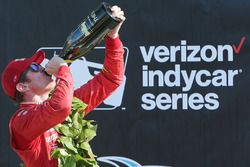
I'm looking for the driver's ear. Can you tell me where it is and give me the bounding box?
[16,82,29,93]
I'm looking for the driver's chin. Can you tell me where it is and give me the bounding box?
[50,81,56,89]
[45,80,56,91]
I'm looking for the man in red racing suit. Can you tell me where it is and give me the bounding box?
[1,5,125,167]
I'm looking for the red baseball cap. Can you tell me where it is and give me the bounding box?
[1,50,45,100]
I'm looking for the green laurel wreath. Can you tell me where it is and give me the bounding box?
[51,97,99,167]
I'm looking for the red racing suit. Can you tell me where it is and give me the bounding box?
[9,37,124,167]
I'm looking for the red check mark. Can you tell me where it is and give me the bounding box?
[233,36,246,54]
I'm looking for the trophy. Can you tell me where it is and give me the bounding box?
[59,2,121,63]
